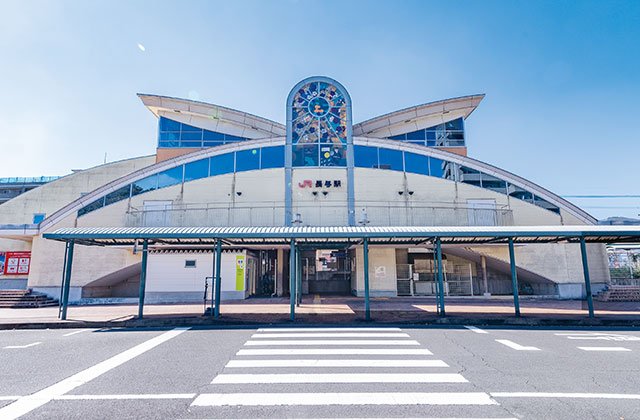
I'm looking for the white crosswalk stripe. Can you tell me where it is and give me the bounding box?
[196,327,505,418]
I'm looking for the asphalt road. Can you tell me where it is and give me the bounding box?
[1,325,639,419]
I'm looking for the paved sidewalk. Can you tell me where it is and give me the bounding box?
[1,296,639,329]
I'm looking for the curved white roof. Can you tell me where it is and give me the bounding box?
[138,94,286,139]
[352,94,485,138]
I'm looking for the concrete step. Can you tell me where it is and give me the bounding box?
[0,289,59,307]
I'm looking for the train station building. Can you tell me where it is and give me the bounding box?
[0,76,612,306]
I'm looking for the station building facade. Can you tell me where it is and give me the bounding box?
[0,77,610,302]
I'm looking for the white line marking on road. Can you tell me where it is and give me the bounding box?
[63,329,93,337]
[192,392,497,406]
[226,359,449,368]
[211,373,467,384]
[0,397,21,401]
[256,328,402,332]
[237,348,433,356]
[577,346,632,352]
[179,418,518,420]
[3,342,41,349]
[495,339,540,351]
[464,326,488,334]
[55,394,196,400]
[0,327,190,420]
[245,340,420,346]
[252,333,410,338]
[554,333,640,341]
[491,392,640,400]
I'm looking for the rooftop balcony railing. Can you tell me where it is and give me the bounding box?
[125,201,514,228]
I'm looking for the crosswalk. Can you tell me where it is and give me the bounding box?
[190,327,517,419]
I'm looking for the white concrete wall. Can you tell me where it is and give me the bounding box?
[0,156,154,225]
[352,247,397,297]
[146,251,248,301]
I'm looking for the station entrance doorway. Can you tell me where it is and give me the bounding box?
[300,248,352,295]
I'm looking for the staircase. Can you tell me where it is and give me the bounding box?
[0,289,59,308]
[595,285,640,302]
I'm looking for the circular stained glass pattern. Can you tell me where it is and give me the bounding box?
[308,97,330,117]
[290,80,350,167]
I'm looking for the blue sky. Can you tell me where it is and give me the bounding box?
[1,0,638,218]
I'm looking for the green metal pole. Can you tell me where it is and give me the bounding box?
[508,238,521,317]
[435,238,445,316]
[58,241,69,318]
[289,239,296,321]
[580,237,595,318]
[214,239,222,319]
[363,237,371,321]
[137,239,149,319]
[60,240,75,320]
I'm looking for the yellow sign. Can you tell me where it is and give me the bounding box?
[235,255,245,291]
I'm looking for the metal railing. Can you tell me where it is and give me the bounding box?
[125,201,513,228]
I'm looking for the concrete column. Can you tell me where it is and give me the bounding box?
[481,255,490,296]
[276,248,284,296]
[289,239,296,321]
[137,239,149,319]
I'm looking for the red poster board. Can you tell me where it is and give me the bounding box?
[4,251,31,275]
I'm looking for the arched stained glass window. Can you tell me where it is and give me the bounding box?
[289,80,350,167]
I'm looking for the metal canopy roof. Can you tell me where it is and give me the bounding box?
[43,225,640,247]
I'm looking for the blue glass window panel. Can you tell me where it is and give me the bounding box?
[404,152,429,175]
[132,175,157,196]
[184,159,209,182]
[354,145,378,168]
[448,132,464,140]
[426,131,436,140]
[158,141,179,148]
[203,141,224,147]
[293,144,318,167]
[105,185,131,206]
[481,178,507,193]
[260,146,285,169]
[159,117,181,132]
[210,153,235,175]
[319,143,346,166]
[203,130,224,141]
[378,148,403,171]
[445,118,464,130]
[236,148,260,172]
[429,157,444,177]
[426,123,444,131]
[406,129,426,140]
[388,134,406,140]
[157,166,183,189]
[225,134,245,143]
[180,122,202,132]
[180,131,202,141]
[510,190,533,201]
[159,132,180,141]
[426,140,436,147]
[179,141,202,148]
[78,198,104,217]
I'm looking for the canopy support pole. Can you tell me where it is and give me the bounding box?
[214,239,222,318]
[435,237,445,316]
[296,246,302,307]
[289,239,296,321]
[363,237,371,321]
[580,237,595,318]
[137,239,149,319]
[60,240,75,320]
[508,238,521,317]
[58,241,69,318]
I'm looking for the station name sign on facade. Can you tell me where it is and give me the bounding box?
[298,179,343,188]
